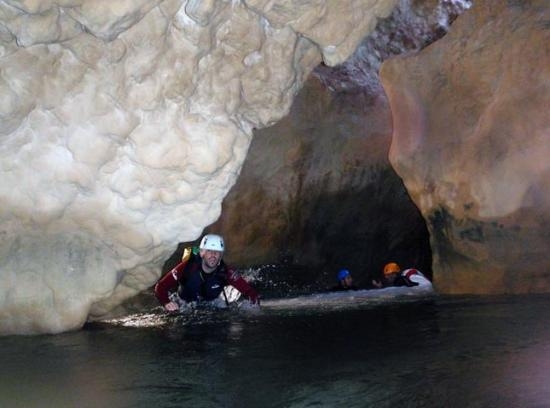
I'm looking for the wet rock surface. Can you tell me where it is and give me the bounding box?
[381,0,550,293]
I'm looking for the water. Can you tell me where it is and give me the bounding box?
[1,293,550,408]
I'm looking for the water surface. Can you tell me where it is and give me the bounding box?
[1,293,550,407]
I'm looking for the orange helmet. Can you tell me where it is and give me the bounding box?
[383,262,401,276]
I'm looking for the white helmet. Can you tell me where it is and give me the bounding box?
[199,234,225,252]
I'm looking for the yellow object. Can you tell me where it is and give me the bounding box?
[181,247,192,262]
[383,262,401,275]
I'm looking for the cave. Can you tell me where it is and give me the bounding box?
[1,0,549,336]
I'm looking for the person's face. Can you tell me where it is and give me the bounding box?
[201,249,223,270]
[342,275,353,287]
[384,272,398,284]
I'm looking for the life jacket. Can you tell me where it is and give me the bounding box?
[176,250,228,302]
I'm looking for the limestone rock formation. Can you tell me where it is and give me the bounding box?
[381,0,550,293]
[0,0,398,334]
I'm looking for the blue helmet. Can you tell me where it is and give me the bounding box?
[337,269,351,281]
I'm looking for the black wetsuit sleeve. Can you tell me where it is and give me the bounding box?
[394,276,419,287]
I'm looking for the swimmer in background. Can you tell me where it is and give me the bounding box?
[372,262,427,288]
[329,269,359,291]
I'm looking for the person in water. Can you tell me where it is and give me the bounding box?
[372,262,423,288]
[154,233,260,312]
[330,269,359,291]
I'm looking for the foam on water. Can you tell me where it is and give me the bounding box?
[262,284,434,310]
[101,283,434,328]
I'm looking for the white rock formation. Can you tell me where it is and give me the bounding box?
[0,0,397,334]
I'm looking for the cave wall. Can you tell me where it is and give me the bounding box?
[210,79,432,291]
[2,0,545,335]
[208,0,473,291]
[213,77,431,287]
[380,0,550,293]
[0,0,400,334]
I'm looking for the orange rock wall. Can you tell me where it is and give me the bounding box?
[381,1,550,293]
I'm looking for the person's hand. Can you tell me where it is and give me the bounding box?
[164,301,179,312]
[372,279,382,288]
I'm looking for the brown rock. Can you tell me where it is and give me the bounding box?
[380,0,550,293]
[208,77,432,290]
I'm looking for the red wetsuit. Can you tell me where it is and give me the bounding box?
[154,253,259,305]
